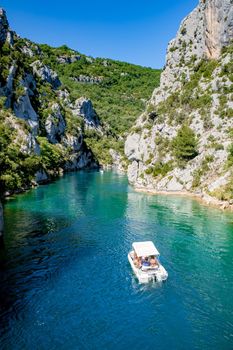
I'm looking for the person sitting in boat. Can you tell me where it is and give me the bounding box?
[150,256,159,267]
[142,256,150,267]
[133,253,141,268]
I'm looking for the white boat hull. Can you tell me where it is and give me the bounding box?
[128,251,168,283]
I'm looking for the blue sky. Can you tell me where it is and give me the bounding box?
[1,0,198,68]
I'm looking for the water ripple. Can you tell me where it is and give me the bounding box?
[0,171,233,349]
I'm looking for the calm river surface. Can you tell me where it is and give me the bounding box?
[0,171,233,350]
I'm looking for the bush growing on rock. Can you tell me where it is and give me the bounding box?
[172,125,198,162]
[145,161,173,178]
[227,143,233,167]
[0,118,41,194]
[38,137,66,172]
[211,177,233,201]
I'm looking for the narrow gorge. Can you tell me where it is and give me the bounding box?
[0,3,233,349]
[0,8,160,235]
[0,0,233,240]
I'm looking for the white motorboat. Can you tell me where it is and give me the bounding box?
[128,241,168,283]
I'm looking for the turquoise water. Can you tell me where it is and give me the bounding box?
[0,171,233,350]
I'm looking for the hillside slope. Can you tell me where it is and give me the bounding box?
[0,8,101,196]
[37,44,161,164]
[38,44,161,136]
[0,8,160,198]
[125,0,233,208]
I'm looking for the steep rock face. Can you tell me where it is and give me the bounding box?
[0,8,10,45]
[5,113,41,155]
[204,0,233,59]
[14,92,39,133]
[64,149,98,171]
[31,60,61,89]
[6,65,17,91]
[0,9,14,47]
[0,8,101,196]
[72,97,100,128]
[45,103,66,143]
[152,0,233,105]
[63,134,83,152]
[125,0,233,206]
[109,149,126,174]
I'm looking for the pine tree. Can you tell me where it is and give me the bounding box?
[172,125,198,161]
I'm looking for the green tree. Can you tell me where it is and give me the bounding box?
[227,143,233,167]
[0,121,41,194]
[172,125,198,162]
[38,137,66,171]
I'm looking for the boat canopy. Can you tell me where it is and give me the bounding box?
[132,241,160,257]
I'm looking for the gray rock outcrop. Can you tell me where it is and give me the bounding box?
[63,134,83,152]
[0,8,14,47]
[57,55,81,64]
[72,97,100,128]
[30,60,61,89]
[45,103,66,143]
[125,0,233,205]
[204,0,233,59]
[0,7,102,203]
[35,170,49,183]
[14,92,39,134]
[109,148,127,174]
[6,65,17,92]
[0,8,9,45]
[125,133,142,162]
[64,150,98,170]
[152,0,233,105]
[71,75,103,84]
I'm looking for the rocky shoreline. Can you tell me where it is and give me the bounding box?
[134,186,233,212]
[1,168,232,240]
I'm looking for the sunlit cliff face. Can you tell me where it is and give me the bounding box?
[204,0,221,58]
[203,0,233,59]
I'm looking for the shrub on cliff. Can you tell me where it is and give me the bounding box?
[38,137,66,172]
[211,177,233,201]
[227,143,233,167]
[0,118,41,194]
[145,161,173,178]
[172,125,198,162]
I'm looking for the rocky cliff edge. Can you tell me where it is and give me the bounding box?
[125,0,233,209]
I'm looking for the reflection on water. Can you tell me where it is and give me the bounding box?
[0,171,233,350]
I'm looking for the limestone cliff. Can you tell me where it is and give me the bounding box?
[0,8,101,195]
[0,8,13,46]
[125,0,233,207]
[152,0,233,105]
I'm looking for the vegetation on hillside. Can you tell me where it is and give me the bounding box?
[34,43,161,164]
[0,35,161,192]
[172,125,198,162]
[0,110,40,195]
[154,55,233,129]
[38,44,161,136]
[0,110,70,196]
